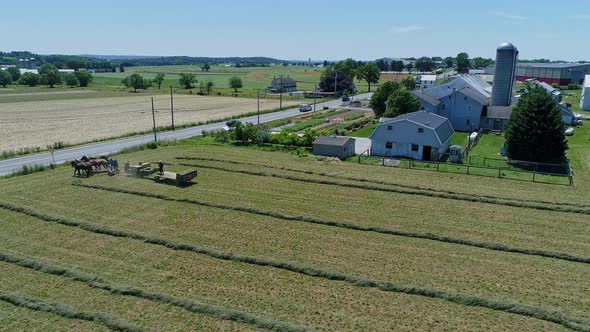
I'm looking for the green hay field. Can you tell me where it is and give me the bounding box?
[1,141,589,331]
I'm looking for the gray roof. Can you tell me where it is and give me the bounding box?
[537,81,561,95]
[559,103,574,117]
[486,106,512,119]
[381,111,454,145]
[271,77,297,86]
[497,42,518,52]
[421,74,492,101]
[313,136,354,147]
[457,88,490,105]
[516,62,590,69]
[411,90,441,106]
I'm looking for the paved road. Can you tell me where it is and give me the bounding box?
[0,93,372,175]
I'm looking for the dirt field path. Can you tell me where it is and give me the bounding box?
[0,94,303,151]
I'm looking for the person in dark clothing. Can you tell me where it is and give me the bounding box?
[158,160,164,175]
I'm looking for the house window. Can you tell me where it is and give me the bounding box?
[386,142,393,149]
[417,128,424,133]
[448,95,452,100]
[442,104,446,110]
[468,105,472,112]
[464,96,467,101]
[387,125,392,130]
[466,118,471,126]
[411,144,419,151]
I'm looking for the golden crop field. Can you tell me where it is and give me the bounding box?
[0,141,589,331]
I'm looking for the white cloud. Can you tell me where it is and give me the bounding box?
[569,14,590,19]
[389,25,426,34]
[493,11,528,21]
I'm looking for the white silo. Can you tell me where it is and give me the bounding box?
[491,42,518,106]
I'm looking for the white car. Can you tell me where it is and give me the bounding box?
[565,127,574,136]
[299,104,312,112]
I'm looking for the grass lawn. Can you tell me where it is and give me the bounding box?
[467,133,505,166]
[1,138,589,330]
[349,124,376,137]
[451,131,469,148]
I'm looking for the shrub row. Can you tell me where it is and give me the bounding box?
[0,291,146,332]
[68,184,590,265]
[1,203,588,332]
[178,161,590,215]
[0,250,307,332]
[176,156,590,209]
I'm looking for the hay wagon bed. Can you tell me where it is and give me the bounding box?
[153,170,197,184]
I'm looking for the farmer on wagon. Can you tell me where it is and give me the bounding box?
[158,160,164,175]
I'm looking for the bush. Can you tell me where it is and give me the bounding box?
[567,82,580,90]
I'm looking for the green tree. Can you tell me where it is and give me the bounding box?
[504,86,568,162]
[375,59,388,71]
[319,71,354,94]
[74,70,93,87]
[400,76,416,90]
[301,128,319,146]
[472,57,492,68]
[18,72,40,86]
[229,76,243,93]
[391,60,404,73]
[64,73,79,87]
[122,73,149,92]
[206,81,215,95]
[119,64,125,73]
[178,73,196,89]
[6,67,21,81]
[444,57,454,69]
[0,70,12,87]
[405,62,413,73]
[414,57,436,72]
[384,87,420,117]
[66,60,85,71]
[201,63,211,72]
[39,64,62,87]
[357,63,380,92]
[153,73,165,89]
[369,81,401,117]
[333,58,359,78]
[456,52,470,73]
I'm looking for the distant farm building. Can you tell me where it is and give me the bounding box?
[270,76,297,93]
[370,111,454,161]
[417,74,437,89]
[581,75,590,111]
[312,136,355,160]
[486,62,590,85]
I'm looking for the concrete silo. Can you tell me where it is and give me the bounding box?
[491,42,518,106]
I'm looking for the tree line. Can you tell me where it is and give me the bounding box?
[0,64,93,88]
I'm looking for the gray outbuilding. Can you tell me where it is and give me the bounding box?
[312,136,355,160]
[370,111,454,161]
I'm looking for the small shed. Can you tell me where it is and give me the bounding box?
[312,136,355,160]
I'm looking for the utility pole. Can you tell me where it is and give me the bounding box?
[279,75,283,110]
[313,84,317,112]
[257,89,260,124]
[334,71,338,96]
[170,86,175,131]
[151,97,157,143]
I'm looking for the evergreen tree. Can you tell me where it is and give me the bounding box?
[504,86,568,162]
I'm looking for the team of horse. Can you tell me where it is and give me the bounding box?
[71,156,111,177]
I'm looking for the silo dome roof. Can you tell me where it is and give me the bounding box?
[497,42,517,51]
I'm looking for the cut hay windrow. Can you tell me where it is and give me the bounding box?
[177,162,590,216]
[2,202,589,331]
[0,252,310,332]
[65,186,590,265]
[177,156,590,209]
[0,291,148,332]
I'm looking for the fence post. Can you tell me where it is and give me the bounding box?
[484,156,486,167]
[498,168,501,178]
[436,163,440,172]
[382,158,385,166]
[532,171,536,182]
[467,165,470,175]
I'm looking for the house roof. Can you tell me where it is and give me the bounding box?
[271,77,297,86]
[458,87,490,105]
[516,62,590,69]
[411,90,441,106]
[419,74,437,81]
[421,74,492,101]
[486,106,512,119]
[377,111,454,145]
[313,136,354,147]
[559,103,575,117]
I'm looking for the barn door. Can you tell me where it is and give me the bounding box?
[422,146,432,161]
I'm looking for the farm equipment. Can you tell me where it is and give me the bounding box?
[153,170,197,185]
[124,162,157,177]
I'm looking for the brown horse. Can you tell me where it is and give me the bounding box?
[87,159,108,171]
[71,160,92,177]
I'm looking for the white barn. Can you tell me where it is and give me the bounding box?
[370,111,454,161]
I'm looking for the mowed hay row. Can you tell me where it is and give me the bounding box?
[2,200,590,324]
[166,144,590,205]
[0,211,577,332]
[0,95,303,151]
[0,299,110,332]
[177,156,590,209]
[177,161,590,214]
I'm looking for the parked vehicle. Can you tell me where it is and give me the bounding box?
[225,120,238,127]
[565,127,574,136]
[299,104,312,112]
[342,96,350,102]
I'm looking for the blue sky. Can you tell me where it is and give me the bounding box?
[4,0,590,61]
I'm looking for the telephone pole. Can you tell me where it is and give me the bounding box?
[334,71,338,96]
[151,97,157,142]
[279,75,283,110]
[257,89,260,124]
[313,84,317,112]
[170,86,175,131]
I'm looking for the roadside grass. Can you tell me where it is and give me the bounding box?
[349,124,376,137]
